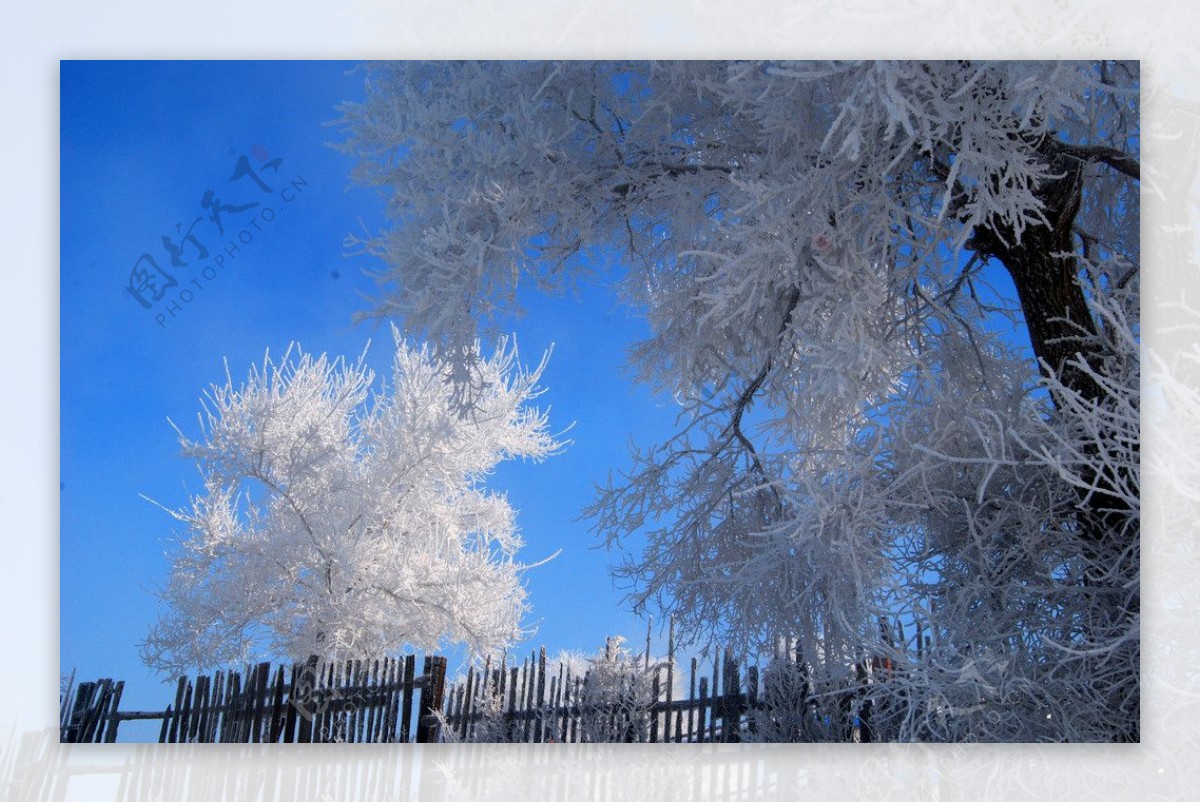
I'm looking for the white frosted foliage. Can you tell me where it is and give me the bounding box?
[339,61,1140,741]
[143,329,562,675]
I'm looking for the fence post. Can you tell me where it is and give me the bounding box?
[63,680,108,743]
[157,705,173,743]
[745,665,759,740]
[101,681,125,743]
[59,668,77,736]
[710,654,720,742]
[416,656,446,743]
[522,654,534,743]
[650,670,660,743]
[506,664,519,742]
[167,676,186,743]
[535,647,547,743]
[688,658,698,743]
[295,657,317,743]
[62,680,83,742]
[399,655,416,742]
[665,618,675,743]
[723,650,741,743]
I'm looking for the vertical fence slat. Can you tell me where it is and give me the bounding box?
[351,659,363,743]
[351,659,366,744]
[476,655,492,742]
[688,657,697,743]
[323,659,339,743]
[59,668,77,737]
[167,677,186,743]
[354,658,367,743]
[705,652,715,744]
[338,658,350,742]
[665,618,675,743]
[253,662,270,743]
[416,656,446,743]
[370,658,387,743]
[674,697,683,743]
[650,669,661,743]
[157,704,173,743]
[295,660,314,744]
[87,680,110,742]
[233,668,250,743]
[340,658,353,743]
[189,675,208,745]
[553,661,566,744]
[267,665,286,743]
[399,655,416,743]
[520,656,533,743]
[320,659,337,743]
[535,647,547,743]
[63,680,88,742]
[746,665,759,739]
[224,668,239,745]
[383,657,400,743]
[363,659,379,743]
[559,668,573,744]
[726,655,737,742]
[217,670,234,743]
[304,661,320,744]
[198,673,214,743]
[80,681,103,742]
[547,675,559,742]
[178,680,195,744]
[378,657,391,743]
[382,656,395,742]
[459,665,475,741]
[103,681,125,743]
[212,670,226,743]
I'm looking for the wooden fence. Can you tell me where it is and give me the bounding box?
[438,620,899,743]
[439,645,766,744]
[61,655,447,744]
[61,629,892,744]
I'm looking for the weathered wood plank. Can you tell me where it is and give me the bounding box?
[167,677,186,743]
[399,655,416,743]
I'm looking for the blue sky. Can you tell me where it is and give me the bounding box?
[60,60,682,736]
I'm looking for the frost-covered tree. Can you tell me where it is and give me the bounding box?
[338,61,1139,741]
[438,637,666,743]
[142,329,561,676]
[573,636,659,743]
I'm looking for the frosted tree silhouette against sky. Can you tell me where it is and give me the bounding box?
[337,61,1140,741]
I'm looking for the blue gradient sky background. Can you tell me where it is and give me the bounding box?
[60,60,682,735]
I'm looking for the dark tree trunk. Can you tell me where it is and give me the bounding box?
[967,141,1139,742]
[965,149,1098,403]
[965,145,1133,543]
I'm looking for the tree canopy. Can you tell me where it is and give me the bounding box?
[143,331,561,676]
[338,61,1140,741]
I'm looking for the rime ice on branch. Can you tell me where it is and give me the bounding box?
[143,329,562,676]
[338,61,1140,741]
